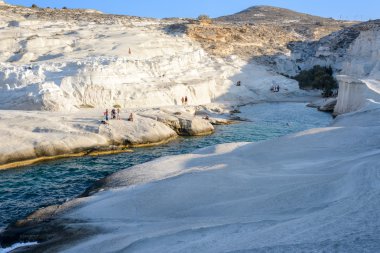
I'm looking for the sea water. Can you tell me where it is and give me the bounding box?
[0,103,332,230]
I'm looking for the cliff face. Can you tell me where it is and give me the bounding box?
[272,20,380,76]
[334,27,380,115]
[0,5,237,111]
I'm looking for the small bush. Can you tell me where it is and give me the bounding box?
[294,65,338,97]
[62,6,67,9]
[80,104,95,109]
[315,21,323,26]
[197,14,212,25]
[31,4,38,8]
[113,104,121,109]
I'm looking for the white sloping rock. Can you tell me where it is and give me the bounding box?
[51,100,380,253]
[0,110,177,166]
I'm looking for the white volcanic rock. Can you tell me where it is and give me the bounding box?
[0,5,315,111]
[334,77,380,115]
[98,115,176,146]
[0,109,177,166]
[334,27,380,115]
[341,29,380,78]
[139,108,214,136]
[33,96,380,253]
[0,105,227,167]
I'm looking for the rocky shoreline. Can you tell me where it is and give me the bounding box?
[0,105,238,171]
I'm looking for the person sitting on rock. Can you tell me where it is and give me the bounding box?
[236,81,241,86]
[128,113,134,122]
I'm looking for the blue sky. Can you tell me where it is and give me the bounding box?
[6,0,379,21]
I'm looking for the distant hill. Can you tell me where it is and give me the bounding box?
[215,5,342,24]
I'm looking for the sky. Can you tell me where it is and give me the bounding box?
[6,0,379,21]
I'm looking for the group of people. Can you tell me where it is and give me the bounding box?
[270,85,280,92]
[102,108,134,124]
[181,96,188,105]
[104,108,121,121]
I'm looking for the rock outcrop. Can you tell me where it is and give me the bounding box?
[317,98,337,112]
[273,20,380,76]
[184,6,355,62]
[140,109,214,136]
[0,107,221,169]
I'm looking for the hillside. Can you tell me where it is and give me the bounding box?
[0,3,314,111]
[216,5,339,24]
[183,6,356,61]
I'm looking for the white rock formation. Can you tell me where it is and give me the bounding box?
[0,107,217,167]
[20,94,380,252]
[317,97,337,112]
[342,29,380,78]
[0,4,311,111]
[334,27,380,115]
[139,108,214,136]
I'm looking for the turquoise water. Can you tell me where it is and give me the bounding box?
[0,103,332,230]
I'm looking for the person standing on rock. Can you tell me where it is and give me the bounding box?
[181,97,184,105]
[129,48,132,54]
[104,109,109,121]
[111,108,116,119]
[185,96,188,105]
[117,108,121,120]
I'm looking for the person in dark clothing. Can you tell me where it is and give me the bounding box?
[111,109,116,119]
[128,113,134,122]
